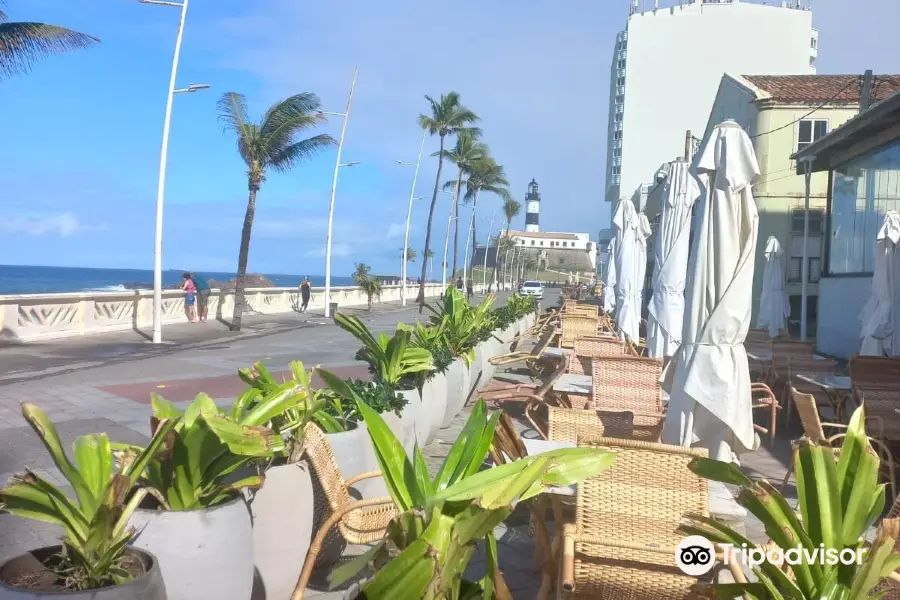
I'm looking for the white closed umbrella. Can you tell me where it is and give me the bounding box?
[757,236,790,338]
[860,211,900,356]
[647,160,700,358]
[603,238,617,313]
[662,120,761,463]
[613,199,651,343]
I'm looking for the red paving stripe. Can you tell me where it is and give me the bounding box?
[97,364,372,404]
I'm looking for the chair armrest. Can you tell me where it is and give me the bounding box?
[344,470,383,489]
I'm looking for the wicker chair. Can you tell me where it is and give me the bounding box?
[591,355,664,414]
[480,326,561,402]
[559,437,712,599]
[770,339,815,388]
[781,388,896,501]
[571,304,600,318]
[751,382,781,442]
[850,355,900,442]
[547,406,665,443]
[559,314,600,349]
[782,356,839,427]
[566,336,626,375]
[293,424,397,599]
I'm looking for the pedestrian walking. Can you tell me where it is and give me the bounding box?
[456,277,463,290]
[192,272,211,322]
[300,276,312,312]
[466,279,473,301]
[182,272,197,323]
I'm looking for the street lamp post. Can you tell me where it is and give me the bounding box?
[323,66,359,319]
[140,0,209,344]
[482,208,497,291]
[440,190,455,289]
[395,130,427,306]
[397,198,423,292]
[462,206,475,285]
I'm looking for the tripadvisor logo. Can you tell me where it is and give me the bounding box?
[675,536,867,576]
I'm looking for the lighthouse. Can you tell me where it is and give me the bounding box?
[525,179,540,233]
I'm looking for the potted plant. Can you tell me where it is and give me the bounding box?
[118,393,281,600]
[0,403,172,599]
[425,288,481,413]
[234,360,345,600]
[404,320,453,443]
[309,372,616,600]
[683,406,900,598]
[334,313,434,448]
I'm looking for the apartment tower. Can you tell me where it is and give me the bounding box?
[605,0,817,219]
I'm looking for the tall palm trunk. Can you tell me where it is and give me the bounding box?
[231,186,258,331]
[417,135,446,309]
[451,166,463,276]
[491,218,511,290]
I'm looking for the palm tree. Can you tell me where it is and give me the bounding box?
[437,129,487,276]
[0,1,99,79]
[218,92,334,330]
[403,247,417,264]
[494,198,521,287]
[461,158,512,281]
[492,234,518,290]
[415,92,480,308]
[424,248,435,279]
[353,262,382,311]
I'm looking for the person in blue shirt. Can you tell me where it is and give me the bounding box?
[192,273,211,322]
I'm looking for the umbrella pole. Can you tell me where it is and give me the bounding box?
[799,156,816,341]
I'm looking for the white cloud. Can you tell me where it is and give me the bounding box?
[0,212,105,237]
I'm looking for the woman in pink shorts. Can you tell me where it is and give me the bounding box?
[182,272,198,322]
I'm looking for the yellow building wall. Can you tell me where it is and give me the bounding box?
[750,104,861,332]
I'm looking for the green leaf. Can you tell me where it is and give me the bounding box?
[327,540,386,590]
[688,457,755,487]
[72,434,113,516]
[359,539,435,599]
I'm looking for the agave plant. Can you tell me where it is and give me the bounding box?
[115,393,281,511]
[334,312,435,387]
[682,406,900,599]
[316,370,615,599]
[0,404,174,590]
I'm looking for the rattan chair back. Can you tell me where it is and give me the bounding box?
[591,355,664,413]
[548,407,664,443]
[790,388,827,444]
[560,314,599,348]
[572,304,600,318]
[567,336,626,375]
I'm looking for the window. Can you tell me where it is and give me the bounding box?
[612,166,621,175]
[615,112,623,123]
[787,258,822,283]
[797,119,828,152]
[540,241,544,246]
[791,209,824,235]
[614,131,622,140]
[829,139,900,274]
[530,240,535,246]
[617,59,626,69]
[810,36,817,50]
[613,148,621,158]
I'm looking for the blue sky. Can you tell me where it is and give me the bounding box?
[1,0,899,277]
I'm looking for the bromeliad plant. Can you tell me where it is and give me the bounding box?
[115,393,281,511]
[506,293,537,318]
[425,287,481,366]
[238,360,354,444]
[0,404,174,591]
[682,406,900,599]
[335,312,435,388]
[316,370,616,600]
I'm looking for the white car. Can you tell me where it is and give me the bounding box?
[520,280,544,300]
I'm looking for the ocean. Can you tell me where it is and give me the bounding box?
[0,265,355,295]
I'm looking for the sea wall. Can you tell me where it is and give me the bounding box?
[0,284,450,343]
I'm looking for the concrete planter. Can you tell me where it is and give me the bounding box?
[442,360,469,425]
[421,371,448,443]
[468,346,484,402]
[129,496,252,600]
[249,462,314,600]
[397,388,428,448]
[479,336,504,383]
[0,547,166,600]
[325,424,386,500]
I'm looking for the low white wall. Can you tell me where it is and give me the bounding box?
[0,284,450,343]
[815,275,872,359]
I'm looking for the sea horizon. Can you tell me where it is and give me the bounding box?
[0,264,358,295]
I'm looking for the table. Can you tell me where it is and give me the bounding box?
[521,438,746,598]
[745,349,828,361]
[543,347,572,358]
[552,373,591,396]
[796,374,853,421]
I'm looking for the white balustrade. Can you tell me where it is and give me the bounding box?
[0,284,450,343]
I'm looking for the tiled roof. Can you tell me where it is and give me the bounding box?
[743,75,900,104]
[505,231,580,240]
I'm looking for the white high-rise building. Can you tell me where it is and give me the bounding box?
[605,0,817,219]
